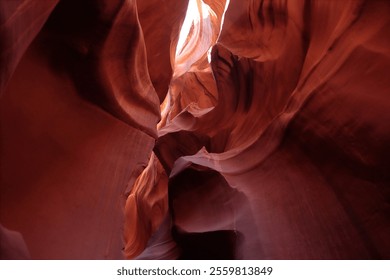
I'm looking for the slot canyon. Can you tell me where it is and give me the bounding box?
[0,0,389,259]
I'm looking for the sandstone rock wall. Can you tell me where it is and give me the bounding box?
[1,0,389,259]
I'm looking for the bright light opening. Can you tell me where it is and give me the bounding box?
[176,0,211,57]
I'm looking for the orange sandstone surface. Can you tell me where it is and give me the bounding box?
[1,0,389,259]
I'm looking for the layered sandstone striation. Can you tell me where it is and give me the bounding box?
[1,0,389,259]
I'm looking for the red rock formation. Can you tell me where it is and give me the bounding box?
[0,0,58,94]
[155,0,390,259]
[1,0,159,259]
[1,0,390,259]
[136,0,189,102]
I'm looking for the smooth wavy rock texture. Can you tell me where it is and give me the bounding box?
[1,0,389,259]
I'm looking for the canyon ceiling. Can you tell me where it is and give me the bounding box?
[0,0,389,259]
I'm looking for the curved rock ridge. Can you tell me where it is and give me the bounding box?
[1,0,389,259]
[1,0,160,259]
[153,0,390,259]
[136,0,189,103]
[0,0,59,94]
